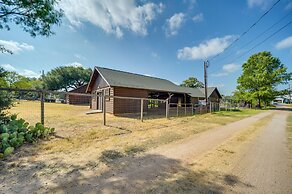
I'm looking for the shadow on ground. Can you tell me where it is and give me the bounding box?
[14,150,253,194]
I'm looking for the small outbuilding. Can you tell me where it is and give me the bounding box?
[67,84,91,105]
[86,66,222,115]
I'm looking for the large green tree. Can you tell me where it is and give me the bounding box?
[236,51,291,107]
[43,66,92,92]
[0,0,63,53]
[0,67,13,116]
[180,77,204,88]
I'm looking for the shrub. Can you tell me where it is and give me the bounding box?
[0,114,55,158]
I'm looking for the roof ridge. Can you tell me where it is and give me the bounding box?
[95,66,176,84]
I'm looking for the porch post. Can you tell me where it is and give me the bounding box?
[103,91,106,126]
[166,99,169,119]
[184,94,187,116]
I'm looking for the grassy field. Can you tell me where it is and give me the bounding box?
[7,101,262,157]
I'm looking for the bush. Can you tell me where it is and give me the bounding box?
[0,114,54,158]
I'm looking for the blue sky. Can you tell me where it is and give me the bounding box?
[0,0,292,95]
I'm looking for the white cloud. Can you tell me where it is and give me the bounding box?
[65,62,83,67]
[192,13,204,23]
[223,63,241,73]
[286,2,292,10]
[177,35,236,60]
[21,70,40,78]
[275,36,292,49]
[165,13,185,36]
[1,64,17,71]
[1,64,40,78]
[0,40,34,54]
[211,63,240,77]
[60,0,164,38]
[247,0,274,8]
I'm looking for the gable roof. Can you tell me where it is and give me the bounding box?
[179,87,205,98]
[69,84,88,93]
[199,87,222,98]
[93,66,185,93]
[87,66,221,98]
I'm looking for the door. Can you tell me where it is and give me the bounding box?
[97,92,103,111]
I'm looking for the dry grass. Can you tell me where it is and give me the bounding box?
[1,101,266,193]
[7,101,262,166]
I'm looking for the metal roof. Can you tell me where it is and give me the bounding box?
[93,66,220,98]
[96,66,186,93]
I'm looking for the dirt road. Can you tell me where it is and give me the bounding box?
[151,111,272,160]
[230,111,291,193]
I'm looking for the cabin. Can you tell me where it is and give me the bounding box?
[86,66,221,115]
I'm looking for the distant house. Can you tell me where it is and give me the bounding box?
[86,66,221,114]
[68,84,91,105]
[273,95,291,104]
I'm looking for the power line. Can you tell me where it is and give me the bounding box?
[230,20,292,63]
[209,19,292,74]
[215,11,292,64]
[209,0,281,61]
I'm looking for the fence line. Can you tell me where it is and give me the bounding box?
[1,87,223,127]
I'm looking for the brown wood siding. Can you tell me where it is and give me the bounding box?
[90,72,113,112]
[191,97,199,104]
[68,85,91,105]
[113,87,148,114]
[106,88,114,114]
[209,90,220,102]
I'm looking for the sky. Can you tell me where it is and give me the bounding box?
[0,0,292,95]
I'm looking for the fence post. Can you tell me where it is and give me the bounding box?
[177,104,179,117]
[210,102,212,113]
[103,94,106,126]
[40,91,45,125]
[191,103,194,115]
[141,99,144,122]
[166,100,169,119]
[185,103,187,116]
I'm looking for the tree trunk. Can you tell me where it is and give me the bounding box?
[258,98,261,109]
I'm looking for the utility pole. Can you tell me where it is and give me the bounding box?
[204,60,209,105]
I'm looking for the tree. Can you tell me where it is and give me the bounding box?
[43,66,92,92]
[180,77,204,88]
[0,0,63,53]
[236,51,291,108]
[0,67,13,116]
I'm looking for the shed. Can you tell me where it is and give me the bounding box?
[86,66,222,114]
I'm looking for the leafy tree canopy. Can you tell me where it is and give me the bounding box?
[43,66,92,92]
[0,0,63,53]
[236,51,291,107]
[0,67,13,113]
[180,77,204,88]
